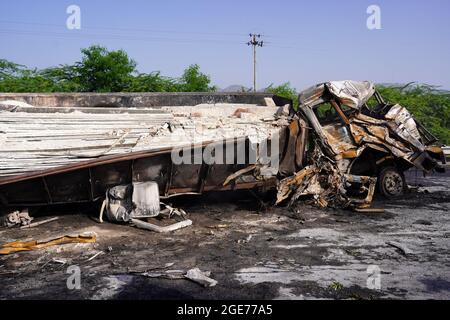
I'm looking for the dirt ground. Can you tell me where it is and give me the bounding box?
[0,169,449,300]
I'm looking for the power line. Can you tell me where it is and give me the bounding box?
[0,28,246,46]
[1,20,311,49]
[0,20,249,38]
[247,33,263,92]
[0,27,326,53]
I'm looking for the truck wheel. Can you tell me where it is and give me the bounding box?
[378,166,406,198]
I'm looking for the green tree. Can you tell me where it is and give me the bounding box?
[266,82,299,109]
[376,84,450,144]
[0,51,217,93]
[73,45,137,92]
[0,59,24,80]
[177,64,216,92]
[40,65,82,92]
[127,72,178,92]
[0,61,57,92]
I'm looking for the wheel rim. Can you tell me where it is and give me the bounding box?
[383,171,404,196]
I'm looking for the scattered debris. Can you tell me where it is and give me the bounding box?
[223,165,257,187]
[128,262,176,274]
[99,182,160,223]
[52,258,67,265]
[99,182,193,232]
[140,270,185,280]
[276,146,377,209]
[207,224,229,229]
[329,281,344,291]
[164,262,176,268]
[86,251,105,262]
[0,209,33,227]
[131,218,192,233]
[413,219,433,226]
[386,241,415,256]
[160,202,188,219]
[185,268,218,287]
[237,235,253,244]
[344,249,360,257]
[19,216,59,229]
[354,208,385,213]
[0,234,96,255]
[134,265,217,287]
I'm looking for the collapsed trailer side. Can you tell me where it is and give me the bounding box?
[0,119,306,207]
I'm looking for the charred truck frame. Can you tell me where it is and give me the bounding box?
[0,81,446,215]
[276,81,445,209]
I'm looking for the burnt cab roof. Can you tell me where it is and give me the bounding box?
[298,80,376,110]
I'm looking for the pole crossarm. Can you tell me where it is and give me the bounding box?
[247,33,264,92]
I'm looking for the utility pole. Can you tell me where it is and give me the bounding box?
[247,34,263,92]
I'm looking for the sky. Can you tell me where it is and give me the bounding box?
[0,0,449,90]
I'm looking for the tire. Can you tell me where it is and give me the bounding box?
[377,166,406,198]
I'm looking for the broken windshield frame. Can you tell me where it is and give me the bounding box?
[362,91,389,116]
[313,100,354,126]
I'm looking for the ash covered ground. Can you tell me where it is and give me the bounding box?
[0,170,449,300]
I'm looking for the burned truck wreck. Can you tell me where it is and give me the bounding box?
[276,81,446,209]
[0,81,446,217]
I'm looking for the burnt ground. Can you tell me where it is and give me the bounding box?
[0,169,449,300]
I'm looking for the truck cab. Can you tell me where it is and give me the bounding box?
[296,81,446,199]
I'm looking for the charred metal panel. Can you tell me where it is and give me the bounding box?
[203,138,253,189]
[45,170,91,203]
[90,161,132,199]
[279,121,300,176]
[205,164,245,189]
[0,178,48,206]
[132,155,171,195]
[169,163,203,193]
